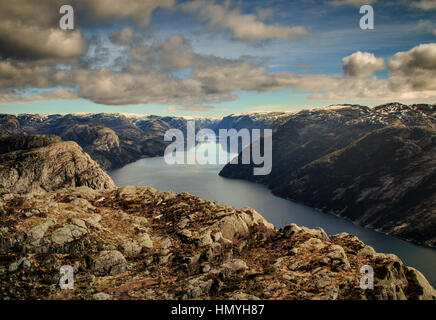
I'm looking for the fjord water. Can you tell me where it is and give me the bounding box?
[109,142,436,287]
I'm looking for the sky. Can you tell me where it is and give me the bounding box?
[0,0,435,117]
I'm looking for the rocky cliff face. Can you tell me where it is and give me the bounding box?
[220,103,436,247]
[0,186,434,300]
[0,136,115,194]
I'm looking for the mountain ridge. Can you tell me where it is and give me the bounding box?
[219,103,436,247]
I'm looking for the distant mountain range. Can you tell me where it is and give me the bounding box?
[220,103,436,247]
[0,112,291,170]
[1,103,435,247]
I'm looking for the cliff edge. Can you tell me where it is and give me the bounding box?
[0,186,434,300]
[0,135,115,194]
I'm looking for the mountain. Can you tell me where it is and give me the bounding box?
[0,115,25,137]
[216,112,292,131]
[0,186,434,300]
[0,135,115,194]
[14,113,167,170]
[220,103,436,247]
[0,112,289,170]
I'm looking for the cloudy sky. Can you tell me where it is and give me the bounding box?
[0,0,435,117]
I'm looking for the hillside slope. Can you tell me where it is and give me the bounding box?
[0,186,435,300]
[220,104,436,247]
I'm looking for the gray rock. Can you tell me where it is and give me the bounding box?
[405,267,436,300]
[26,218,57,244]
[85,215,102,230]
[177,219,189,229]
[302,226,329,241]
[299,238,326,251]
[93,292,112,300]
[71,218,87,229]
[121,240,142,258]
[357,245,376,258]
[177,229,192,240]
[230,292,260,300]
[51,224,87,246]
[316,277,331,289]
[160,237,172,250]
[283,224,302,237]
[8,257,31,272]
[327,245,350,270]
[8,262,19,273]
[201,264,211,273]
[92,250,128,276]
[138,233,153,250]
[221,259,248,276]
[196,231,213,247]
[159,253,173,265]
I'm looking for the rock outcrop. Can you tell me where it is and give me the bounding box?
[0,186,434,300]
[0,135,115,194]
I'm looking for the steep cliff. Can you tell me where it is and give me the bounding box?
[274,126,436,247]
[0,135,115,194]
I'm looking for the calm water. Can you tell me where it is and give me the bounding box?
[109,143,436,287]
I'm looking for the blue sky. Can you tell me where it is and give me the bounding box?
[0,0,435,117]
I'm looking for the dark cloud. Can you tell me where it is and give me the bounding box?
[0,0,87,60]
[342,51,385,77]
[110,28,135,46]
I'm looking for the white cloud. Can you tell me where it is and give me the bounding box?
[388,43,436,91]
[180,0,307,41]
[164,106,181,112]
[130,35,206,70]
[313,44,436,102]
[342,51,385,77]
[2,37,436,111]
[0,89,78,104]
[256,8,274,20]
[413,20,434,31]
[411,0,436,10]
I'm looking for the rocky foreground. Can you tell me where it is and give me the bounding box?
[1,186,435,300]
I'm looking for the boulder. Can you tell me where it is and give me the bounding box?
[221,259,248,276]
[26,218,57,245]
[92,250,128,276]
